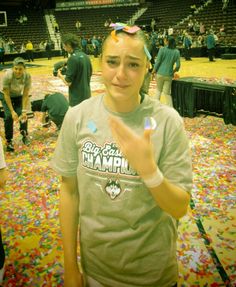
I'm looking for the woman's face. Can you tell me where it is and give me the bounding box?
[13,64,25,79]
[101,33,148,112]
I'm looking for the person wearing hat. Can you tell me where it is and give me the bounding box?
[0,57,31,152]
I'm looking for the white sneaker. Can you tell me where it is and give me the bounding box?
[0,264,5,284]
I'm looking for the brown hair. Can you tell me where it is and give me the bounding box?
[101,28,151,58]
[61,33,80,49]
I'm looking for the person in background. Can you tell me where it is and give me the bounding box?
[75,20,81,31]
[81,37,88,54]
[190,4,197,14]
[197,35,204,47]
[219,24,226,36]
[222,0,229,12]
[0,57,31,152]
[25,40,34,62]
[54,20,59,33]
[104,19,110,28]
[51,23,192,287]
[193,20,200,35]
[20,42,26,54]
[39,40,45,50]
[153,36,180,106]
[22,14,28,23]
[41,92,69,130]
[206,29,216,62]
[188,19,194,32]
[183,31,192,60]
[7,38,15,53]
[45,40,53,60]
[57,33,92,107]
[92,36,100,58]
[0,135,7,284]
[199,22,205,35]
[151,18,156,32]
[0,43,5,66]
[168,25,174,36]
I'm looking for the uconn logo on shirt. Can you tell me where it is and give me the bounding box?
[105,179,122,200]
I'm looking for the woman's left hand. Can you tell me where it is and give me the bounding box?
[109,116,157,177]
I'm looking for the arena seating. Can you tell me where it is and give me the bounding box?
[136,0,203,30]
[54,6,138,38]
[0,0,235,54]
[174,0,236,45]
[0,8,48,51]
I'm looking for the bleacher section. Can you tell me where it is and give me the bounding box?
[54,6,139,38]
[0,0,235,56]
[136,0,203,30]
[176,0,236,46]
[53,0,236,45]
[0,8,48,52]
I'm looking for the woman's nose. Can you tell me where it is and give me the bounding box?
[116,64,127,80]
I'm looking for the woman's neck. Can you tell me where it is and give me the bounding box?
[104,94,141,113]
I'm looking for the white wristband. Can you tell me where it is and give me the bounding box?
[142,168,164,188]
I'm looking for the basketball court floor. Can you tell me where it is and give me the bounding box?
[0,55,235,286]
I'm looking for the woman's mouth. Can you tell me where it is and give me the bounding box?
[112,83,129,89]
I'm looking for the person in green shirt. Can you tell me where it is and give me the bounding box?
[57,33,92,107]
[41,92,69,130]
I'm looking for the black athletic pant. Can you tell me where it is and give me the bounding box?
[0,94,28,142]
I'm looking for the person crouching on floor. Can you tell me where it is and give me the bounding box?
[41,92,69,130]
[0,57,31,152]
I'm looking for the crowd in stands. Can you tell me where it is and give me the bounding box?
[0,26,231,63]
[15,14,28,25]
[0,0,235,62]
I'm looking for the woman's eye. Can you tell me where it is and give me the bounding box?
[107,60,117,66]
[129,62,139,68]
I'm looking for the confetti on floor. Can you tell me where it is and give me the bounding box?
[0,74,235,287]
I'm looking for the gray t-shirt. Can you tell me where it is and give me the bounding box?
[51,95,192,287]
[2,69,31,98]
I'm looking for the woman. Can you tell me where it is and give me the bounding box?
[51,24,192,287]
[153,36,180,106]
